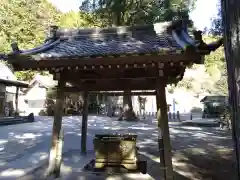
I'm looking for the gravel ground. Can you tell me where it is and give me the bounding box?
[12,117,238,180]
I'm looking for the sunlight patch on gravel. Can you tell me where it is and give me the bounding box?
[172,156,199,180]
[139,151,160,163]
[184,148,208,155]
[0,133,43,165]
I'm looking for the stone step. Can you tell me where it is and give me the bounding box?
[0,116,32,126]
[180,119,220,127]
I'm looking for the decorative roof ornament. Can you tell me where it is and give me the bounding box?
[49,25,59,40]
[193,30,223,55]
[11,42,21,53]
[193,30,203,47]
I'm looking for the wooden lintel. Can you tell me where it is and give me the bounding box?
[64,86,155,91]
[64,79,158,91]
[10,53,200,71]
[58,68,158,81]
[89,91,156,96]
[69,78,162,91]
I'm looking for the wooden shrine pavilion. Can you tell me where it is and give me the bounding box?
[2,20,223,179]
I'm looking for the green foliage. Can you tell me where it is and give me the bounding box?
[215,65,228,95]
[46,88,57,99]
[203,36,228,95]
[80,0,191,26]
[59,11,102,28]
[0,0,60,52]
[167,85,175,94]
[209,0,222,35]
[204,36,225,76]
[14,70,49,81]
[0,0,61,81]
[177,77,194,90]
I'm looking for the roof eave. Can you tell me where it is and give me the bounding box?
[2,20,206,70]
[168,20,224,57]
[0,78,29,88]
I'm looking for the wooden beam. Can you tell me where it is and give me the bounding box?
[66,78,159,91]
[15,87,19,116]
[47,77,65,177]
[156,79,173,180]
[0,92,5,116]
[81,90,89,154]
[89,91,156,96]
[60,68,158,80]
[63,85,155,91]
[10,52,200,71]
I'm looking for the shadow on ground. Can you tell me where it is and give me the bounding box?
[1,116,236,180]
[173,148,235,180]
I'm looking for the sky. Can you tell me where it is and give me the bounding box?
[49,0,219,31]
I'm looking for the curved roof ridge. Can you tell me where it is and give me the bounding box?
[4,20,188,58]
[56,21,179,38]
[19,39,60,55]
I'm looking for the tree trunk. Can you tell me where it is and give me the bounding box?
[118,90,138,121]
[222,0,240,178]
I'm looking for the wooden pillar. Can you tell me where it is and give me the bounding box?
[156,79,174,180]
[81,90,89,154]
[96,93,99,114]
[123,90,133,109]
[15,86,19,116]
[47,77,65,178]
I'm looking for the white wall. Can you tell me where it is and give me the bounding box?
[21,83,47,115]
[0,64,19,115]
[0,64,18,94]
[0,65,17,81]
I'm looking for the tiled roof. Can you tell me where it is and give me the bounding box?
[11,22,185,59]
[29,74,74,89]
[40,32,181,58]
[200,96,228,103]
[0,77,28,88]
[31,74,57,88]
[1,20,223,65]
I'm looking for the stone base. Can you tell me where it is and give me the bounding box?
[84,159,147,174]
[65,171,154,180]
[118,109,139,121]
[95,160,138,170]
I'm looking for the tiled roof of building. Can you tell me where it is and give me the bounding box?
[0,20,223,69]
[30,74,57,88]
[8,21,187,60]
[200,96,228,103]
[0,77,28,88]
